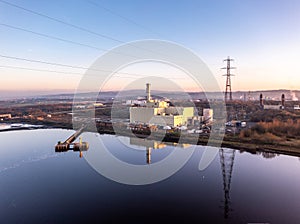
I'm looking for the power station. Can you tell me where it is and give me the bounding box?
[129,83,195,127]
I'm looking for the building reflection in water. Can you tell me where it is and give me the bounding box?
[129,137,190,164]
[130,137,237,218]
[219,148,235,219]
[257,151,278,159]
[55,131,238,218]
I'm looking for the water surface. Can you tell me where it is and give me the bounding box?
[0,129,300,223]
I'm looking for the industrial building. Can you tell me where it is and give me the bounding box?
[294,105,300,110]
[203,108,213,123]
[260,93,285,110]
[129,83,195,127]
[0,114,11,120]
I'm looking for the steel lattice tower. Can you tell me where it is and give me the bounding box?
[219,148,236,219]
[222,56,236,101]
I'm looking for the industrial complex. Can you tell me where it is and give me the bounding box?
[129,83,213,128]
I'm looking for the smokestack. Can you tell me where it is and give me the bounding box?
[146,83,151,102]
[260,93,263,107]
[281,94,285,108]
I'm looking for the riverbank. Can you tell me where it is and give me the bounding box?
[1,121,299,158]
[0,123,45,132]
[94,125,300,158]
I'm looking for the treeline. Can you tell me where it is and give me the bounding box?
[249,110,300,122]
[240,119,300,143]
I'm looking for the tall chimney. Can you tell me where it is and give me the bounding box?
[146,83,151,102]
[281,94,285,108]
[259,93,263,108]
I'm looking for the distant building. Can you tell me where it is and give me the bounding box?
[187,109,213,126]
[126,99,147,106]
[294,105,300,110]
[93,103,104,107]
[74,105,86,109]
[260,93,285,110]
[264,105,283,110]
[203,108,213,122]
[129,83,194,127]
[263,105,283,110]
[0,114,11,119]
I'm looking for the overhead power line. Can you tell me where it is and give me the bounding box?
[0,65,83,76]
[0,0,168,58]
[86,0,161,37]
[0,54,141,76]
[0,54,94,70]
[0,55,186,79]
[0,23,103,51]
[0,64,140,79]
[0,64,185,80]
[0,54,153,78]
[0,23,137,59]
[0,54,183,79]
[0,0,124,44]
[0,1,187,80]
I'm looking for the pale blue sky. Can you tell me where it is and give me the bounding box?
[0,0,300,94]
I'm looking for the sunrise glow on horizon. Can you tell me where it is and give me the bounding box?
[1,0,300,95]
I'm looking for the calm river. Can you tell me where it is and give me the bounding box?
[0,129,300,223]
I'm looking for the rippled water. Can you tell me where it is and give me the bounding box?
[0,129,300,223]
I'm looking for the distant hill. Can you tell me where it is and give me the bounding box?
[2,89,299,102]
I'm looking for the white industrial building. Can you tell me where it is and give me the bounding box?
[203,108,213,123]
[125,99,147,106]
[129,83,195,127]
[0,114,11,119]
[263,105,283,110]
[294,105,300,110]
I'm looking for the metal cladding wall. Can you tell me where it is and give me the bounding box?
[172,115,184,126]
[129,107,156,124]
[182,107,194,119]
[129,106,194,127]
[129,107,180,126]
[151,115,172,126]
